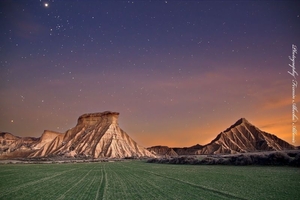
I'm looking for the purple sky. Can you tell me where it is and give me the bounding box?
[1,0,300,147]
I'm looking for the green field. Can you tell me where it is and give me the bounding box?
[0,161,299,200]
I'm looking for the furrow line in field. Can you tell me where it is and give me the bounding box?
[131,174,166,198]
[130,171,176,199]
[0,170,48,190]
[19,164,92,199]
[141,169,246,200]
[74,170,98,199]
[107,163,136,199]
[0,168,77,198]
[42,166,89,199]
[118,163,176,199]
[117,162,175,199]
[0,166,44,180]
[56,166,95,200]
[95,165,107,200]
[65,167,99,199]
[0,168,18,173]
[0,173,15,178]
[128,162,238,199]
[119,164,165,199]
[103,164,108,199]
[106,163,133,199]
[12,169,81,200]
[113,167,145,199]
[94,169,103,200]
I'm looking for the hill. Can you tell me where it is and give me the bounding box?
[149,118,295,156]
[0,111,154,159]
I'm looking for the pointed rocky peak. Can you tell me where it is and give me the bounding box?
[208,118,256,145]
[77,111,119,126]
[201,118,296,154]
[234,117,252,126]
[237,117,249,124]
[223,118,252,133]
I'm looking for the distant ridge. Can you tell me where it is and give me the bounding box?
[1,116,296,159]
[149,118,296,156]
[147,146,178,157]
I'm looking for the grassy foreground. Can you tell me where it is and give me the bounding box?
[0,161,299,200]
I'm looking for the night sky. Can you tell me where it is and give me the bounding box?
[1,0,300,147]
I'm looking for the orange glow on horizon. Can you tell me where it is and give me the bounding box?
[134,117,300,148]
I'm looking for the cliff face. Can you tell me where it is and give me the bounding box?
[0,111,154,159]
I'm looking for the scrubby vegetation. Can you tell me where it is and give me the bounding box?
[147,151,300,167]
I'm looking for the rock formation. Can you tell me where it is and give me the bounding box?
[1,116,296,159]
[197,118,295,154]
[33,130,63,149]
[0,111,154,159]
[147,146,178,157]
[149,118,296,156]
[0,132,38,159]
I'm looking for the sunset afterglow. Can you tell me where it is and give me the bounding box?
[0,1,299,147]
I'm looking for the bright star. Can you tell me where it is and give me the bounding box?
[44,3,49,7]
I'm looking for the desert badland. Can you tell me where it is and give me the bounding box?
[1,112,300,199]
[1,111,298,161]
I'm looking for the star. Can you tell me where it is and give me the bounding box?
[1,0,299,148]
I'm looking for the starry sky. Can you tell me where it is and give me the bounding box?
[1,0,300,147]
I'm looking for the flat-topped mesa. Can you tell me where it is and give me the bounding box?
[1,111,155,159]
[77,111,120,126]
